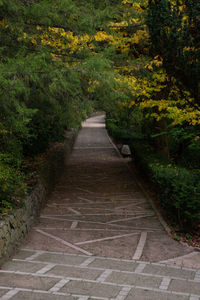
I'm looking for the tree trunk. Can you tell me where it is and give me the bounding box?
[154,118,169,159]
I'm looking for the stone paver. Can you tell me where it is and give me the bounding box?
[0,272,59,290]
[1,250,200,299]
[88,258,138,271]
[45,265,102,280]
[1,115,200,299]
[0,290,9,297]
[143,264,196,279]
[106,271,162,288]
[2,260,46,273]
[60,280,121,298]
[126,288,190,300]
[9,292,76,300]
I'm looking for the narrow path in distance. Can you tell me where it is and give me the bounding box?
[1,114,200,300]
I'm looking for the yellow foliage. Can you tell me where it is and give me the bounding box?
[131,30,149,44]
[145,56,163,70]
[39,27,94,54]
[0,19,8,28]
[87,80,100,93]
[17,0,198,127]
[128,100,135,108]
[94,31,114,42]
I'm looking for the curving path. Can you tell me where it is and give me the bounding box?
[1,115,200,300]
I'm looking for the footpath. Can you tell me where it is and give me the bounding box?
[0,115,200,300]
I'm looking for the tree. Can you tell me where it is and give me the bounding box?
[0,0,124,214]
[147,0,200,106]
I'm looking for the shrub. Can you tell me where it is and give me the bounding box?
[150,164,200,230]
[168,126,200,169]
[106,118,143,143]
[106,118,200,231]
[182,142,200,169]
[130,141,200,231]
[0,155,25,217]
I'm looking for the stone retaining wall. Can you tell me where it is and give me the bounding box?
[0,130,77,265]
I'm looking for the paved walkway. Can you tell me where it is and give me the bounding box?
[1,115,200,299]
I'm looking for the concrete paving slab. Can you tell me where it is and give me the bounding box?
[60,280,121,298]
[0,273,59,290]
[126,288,189,300]
[106,271,162,288]
[2,261,46,273]
[23,230,81,254]
[8,291,77,300]
[0,289,10,297]
[13,250,36,260]
[46,265,102,280]
[142,232,192,262]
[89,258,138,272]
[32,253,86,265]
[143,264,196,280]
[78,235,140,259]
[160,252,200,269]
[169,278,200,294]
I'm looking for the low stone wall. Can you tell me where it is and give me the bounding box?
[0,130,77,265]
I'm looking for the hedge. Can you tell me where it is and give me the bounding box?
[106,119,200,231]
[130,141,200,231]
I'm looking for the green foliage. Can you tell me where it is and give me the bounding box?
[106,118,200,231]
[106,118,144,142]
[1,0,111,214]
[168,125,200,168]
[0,154,25,216]
[130,141,200,231]
[147,0,200,103]
[0,0,128,214]
[151,164,200,230]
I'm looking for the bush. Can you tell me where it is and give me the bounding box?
[106,118,143,143]
[106,118,200,231]
[0,155,25,217]
[130,141,200,231]
[168,126,200,169]
[181,142,200,169]
[150,164,200,230]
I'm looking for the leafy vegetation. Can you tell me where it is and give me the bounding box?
[0,0,199,233]
[0,0,121,215]
[106,119,200,231]
[103,0,200,233]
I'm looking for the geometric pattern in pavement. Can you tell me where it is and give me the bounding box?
[1,249,200,299]
[1,115,200,299]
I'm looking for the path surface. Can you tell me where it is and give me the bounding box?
[1,115,200,300]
